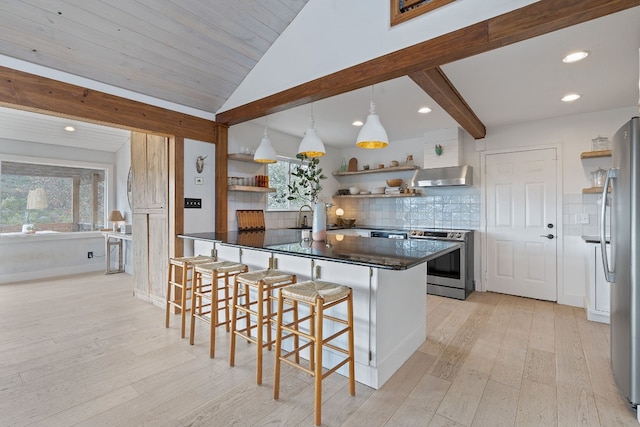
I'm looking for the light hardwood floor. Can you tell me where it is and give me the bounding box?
[0,272,637,426]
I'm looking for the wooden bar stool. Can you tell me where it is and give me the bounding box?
[273,280,355,426]
[190,261,248,358]
[229,269,297,385]
[165,255,216,338]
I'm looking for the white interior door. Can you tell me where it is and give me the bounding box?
[485,148,557,301]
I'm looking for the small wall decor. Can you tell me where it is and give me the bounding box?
[196,155,207,173]
[435,144,443,156]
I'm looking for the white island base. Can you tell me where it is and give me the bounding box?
[191,240,428,390]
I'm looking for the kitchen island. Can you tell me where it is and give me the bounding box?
[179,229,460,389]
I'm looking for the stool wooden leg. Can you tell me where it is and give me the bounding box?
[273,293,285,400]
[293,300,300,364]
[347,290,356,396]
[165,264,174,328]
[314,298,323,426]
[223,273,230,332]
[256,281,264,385]
[229,276,238,367]
[209,271,218,358]
[180,264,189,339]
[309,305,316,371]
[189,271,200,346]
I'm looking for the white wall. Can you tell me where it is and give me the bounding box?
[474,106,637,306]
[222,0,537,111]
[183,139,216,233]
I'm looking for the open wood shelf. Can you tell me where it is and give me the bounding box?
[332,165,419,176]
[228,153,259,163]
[228,185,275,193]
[333,193,420,199]
[582,186,611,194]
[580,150,611,159]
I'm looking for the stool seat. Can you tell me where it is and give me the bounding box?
[190,260,248,358]
[195,260,247,275]
[281,280,350,304]
[172,254,216,264]
[236,269,298,286]
[165,255,216,338]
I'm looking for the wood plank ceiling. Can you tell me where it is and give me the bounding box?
[0,0,309,114]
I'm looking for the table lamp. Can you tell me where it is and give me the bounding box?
[335,207,344,226]
[108,210,125,231]
[22,188,48,233]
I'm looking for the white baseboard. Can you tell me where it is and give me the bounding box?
[0,264,103,284]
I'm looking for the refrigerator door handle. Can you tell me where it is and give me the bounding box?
[600,168,617,283]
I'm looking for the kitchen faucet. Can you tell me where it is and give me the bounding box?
[298,204,312,228]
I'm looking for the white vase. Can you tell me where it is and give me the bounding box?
[312,202,326,241]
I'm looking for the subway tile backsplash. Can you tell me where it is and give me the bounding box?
[563,192,609,237]
[331,187,481,230]
[228,188,481,231]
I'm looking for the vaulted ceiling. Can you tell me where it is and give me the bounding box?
[0,0,309,113]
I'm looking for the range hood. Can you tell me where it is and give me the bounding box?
[411,165,473,187]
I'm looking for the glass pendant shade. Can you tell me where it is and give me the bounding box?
[254,121,277,163]
[298,106,325,157]
[356,100,388,149]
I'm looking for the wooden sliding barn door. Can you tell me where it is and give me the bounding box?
[131,131,169,305]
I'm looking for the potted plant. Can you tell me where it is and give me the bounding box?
[287,154,327,240]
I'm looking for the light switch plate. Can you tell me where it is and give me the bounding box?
[575,213,590,224]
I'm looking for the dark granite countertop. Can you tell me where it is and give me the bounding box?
[178,230,460,270]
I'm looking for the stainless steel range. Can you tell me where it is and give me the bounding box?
[409,229,475,300]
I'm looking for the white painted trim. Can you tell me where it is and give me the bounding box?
[480,144,565,303]
[0,264,104,284]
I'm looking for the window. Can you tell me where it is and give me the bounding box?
[0,160,106,233]
[266,157,307,211]
[390,0,455,26]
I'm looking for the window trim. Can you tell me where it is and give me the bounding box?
[0,153,115,234]
[390,0,455,26]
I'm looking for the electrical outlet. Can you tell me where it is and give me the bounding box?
[575,214,590,224]
[87,251,94,259]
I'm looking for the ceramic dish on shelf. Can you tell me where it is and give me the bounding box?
[359,191,370,195]
[371,186,385,194]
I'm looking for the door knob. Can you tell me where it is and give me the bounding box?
[540,234,554,239]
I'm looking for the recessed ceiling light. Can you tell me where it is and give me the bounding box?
[561,93,581,102]
[64,125,76,132]
[352,120,364,127]
[418,107,432,114]
[562,51,589,63]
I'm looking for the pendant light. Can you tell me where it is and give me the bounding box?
[356,86,389,149]
[253,117,277,163]
[297,103,325,157]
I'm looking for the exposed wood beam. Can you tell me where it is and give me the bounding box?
[409,67,486,139]
[214,124,228,233]
[216,0,640,136]
[0,65,217,143]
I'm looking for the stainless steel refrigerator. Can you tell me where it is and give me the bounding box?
[601,116,640,413]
